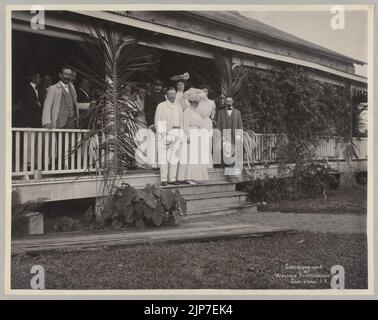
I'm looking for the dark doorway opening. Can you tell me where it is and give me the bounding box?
[12,29,220,128]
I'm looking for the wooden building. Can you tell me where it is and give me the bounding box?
[10,10,368,213]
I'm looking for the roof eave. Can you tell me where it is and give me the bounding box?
[186,11,366,66]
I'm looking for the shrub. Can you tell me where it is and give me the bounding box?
[102,183,187,229]
[240,163,338,203]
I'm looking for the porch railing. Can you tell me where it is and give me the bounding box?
[249,133,367,164]
[11,128,103,177]
[248,133,283,163]
[11,128,368,177]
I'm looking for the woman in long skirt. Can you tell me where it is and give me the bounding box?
[177,88,209,184]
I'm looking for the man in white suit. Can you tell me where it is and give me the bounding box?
[42,65,79,129]
[154,87,183,186]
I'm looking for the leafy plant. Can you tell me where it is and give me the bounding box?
[102,183,187,229]
[290,162,338,199]
[240,162,337,203]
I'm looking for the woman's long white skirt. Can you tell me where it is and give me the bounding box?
[177,136,209,181]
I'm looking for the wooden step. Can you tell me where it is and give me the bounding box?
[184,191,249,213]
[121,168,227,187]
[183,202,258,220]
[208,168,227,180]
[159,180,236,195]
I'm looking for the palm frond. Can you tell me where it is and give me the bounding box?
[243,130,258,168]
[68,22,157,217]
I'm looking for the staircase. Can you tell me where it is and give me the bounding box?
[163,168,257,218]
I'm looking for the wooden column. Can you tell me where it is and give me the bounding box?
[345,81,354,164]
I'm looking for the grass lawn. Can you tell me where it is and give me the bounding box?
[11,187,368,290]
[260,186,367,215]
[11,231,367,290]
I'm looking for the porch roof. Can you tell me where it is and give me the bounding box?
[11,10,368,84]
[75,10,366,84]
[187,11,365,66]
[110,10,365,66]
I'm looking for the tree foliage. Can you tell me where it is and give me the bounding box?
[232,64,364,165]
[233,65,351,136]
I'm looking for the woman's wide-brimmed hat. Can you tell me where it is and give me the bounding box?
[183,88,206,103]
[170,72,190,83]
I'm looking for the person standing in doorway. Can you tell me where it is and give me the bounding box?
[77,77,91,103]
[145,79,165,128]
[71,70,78,91]
[20,71,42,128]
[19,71,42,175]
[39,74,53,108]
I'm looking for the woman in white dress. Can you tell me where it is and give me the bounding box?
[197,85,216,168]
[177,88,209,184]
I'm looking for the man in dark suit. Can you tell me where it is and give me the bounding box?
[77,77,91,103]
[39,74,53,107]
[216,96,243,179]
[144,79,165,128]
[20,72,43,128]
[18,72,43,174]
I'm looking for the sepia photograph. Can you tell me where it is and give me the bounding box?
[5,4,372,294]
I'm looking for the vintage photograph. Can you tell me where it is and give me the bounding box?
[7,5,371,292]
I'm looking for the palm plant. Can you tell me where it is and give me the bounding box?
[243,129,258,168]
[211,49,248,99]
[70,23,158,218]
